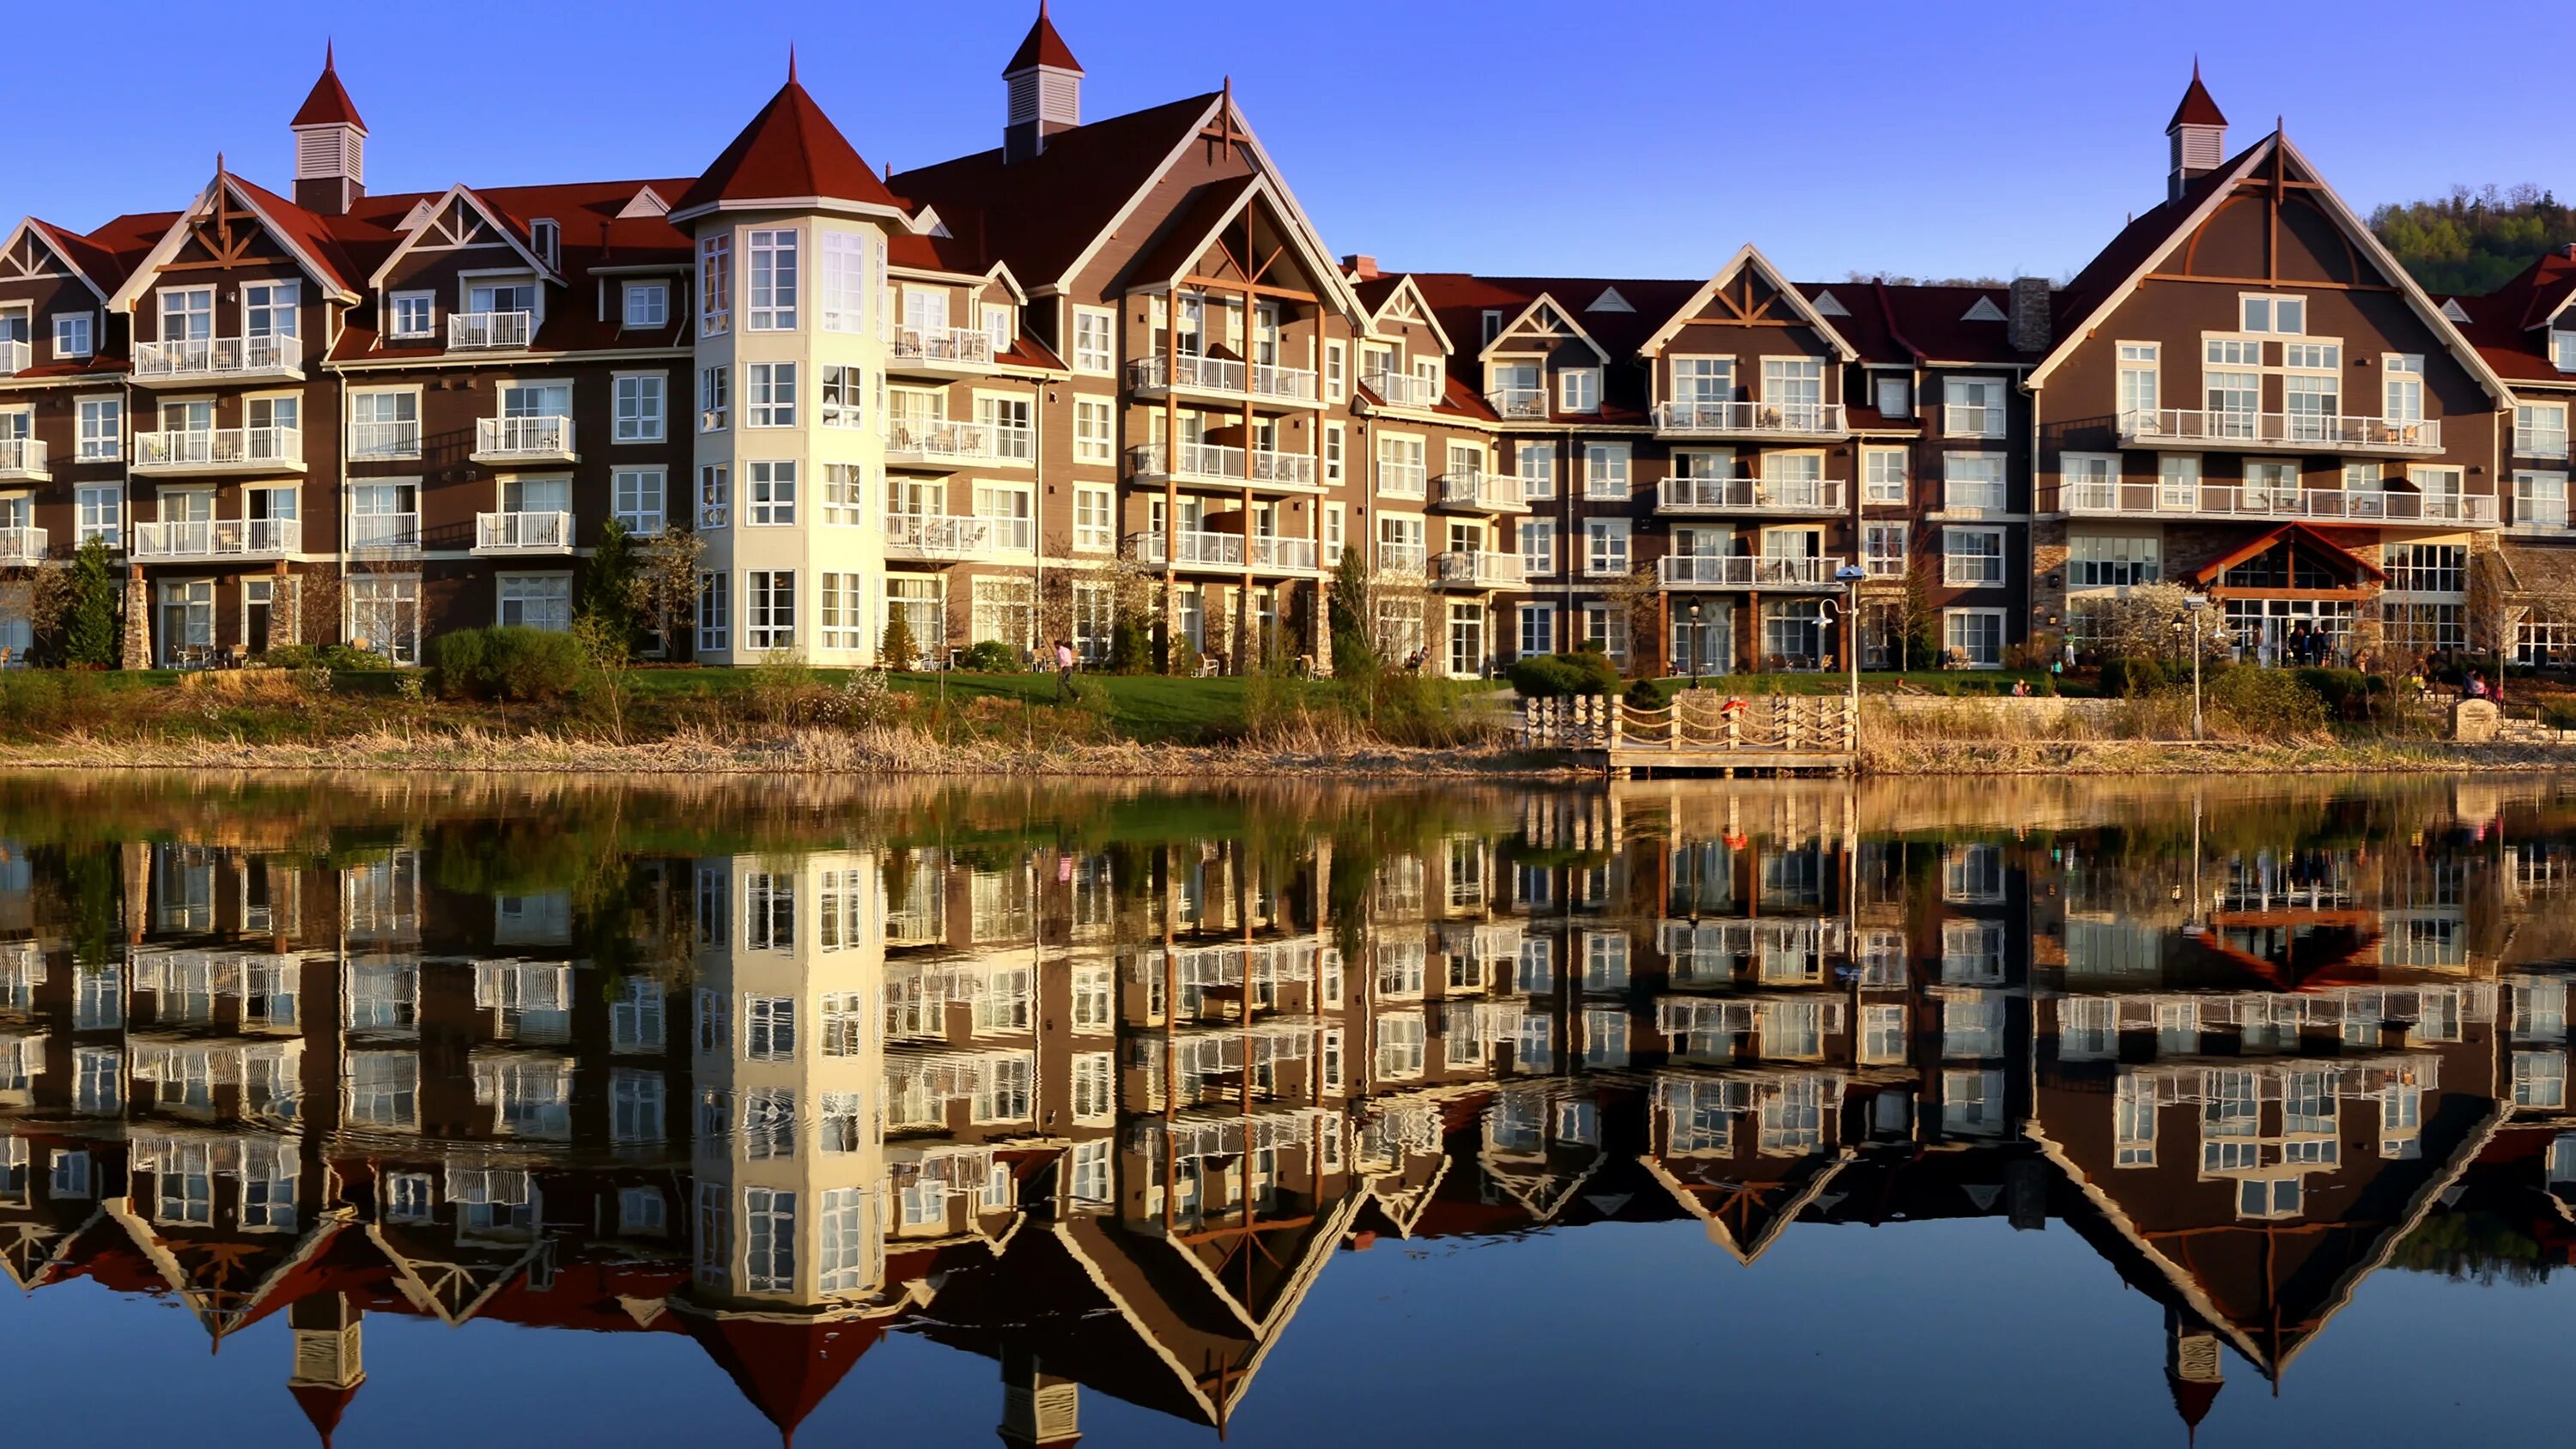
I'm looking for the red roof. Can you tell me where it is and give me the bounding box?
[289,1382,359,1447]
[1005,1,1084,76]
[2446,248,2576,384]
[683,1313,887,1445]
[674,78,902,216]
[292,45,367,130]
[2169,63,2227,130]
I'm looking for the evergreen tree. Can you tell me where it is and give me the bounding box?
[1327,545,1376,675]
[2371,185,2576,294]
[62,537,119,666]
[578,519,641,643]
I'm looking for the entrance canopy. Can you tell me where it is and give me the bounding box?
[2192,523,2385,592]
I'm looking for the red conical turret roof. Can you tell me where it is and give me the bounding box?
[2168,62,2227,130]
[684,1313,888,1446]
[289,1382,359,1447]
[292,42,367,130]
[1005,1,1083,76]
[673,70,902,218]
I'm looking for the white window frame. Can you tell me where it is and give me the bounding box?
[389,290,435,341]
[52,312,93,361]
[745,362,796,427]
[746,227,799,330]
[744,460,796,526]
[1073,397,1114,465]
[1560,367,1601,414]
[621,281,670,330]
[1862,446,1908,505]
[1942,525,2007,586]
[1073,484,1113,553]
[1944,608,2007,669]
[1072,306,1115,375]
[612,371,666,443]
[76,394,122,462]
[612,467,666,536]
[2239,292,2307,335]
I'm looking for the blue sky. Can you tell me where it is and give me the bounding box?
[9,0,2559,286]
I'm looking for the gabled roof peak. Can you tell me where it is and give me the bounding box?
[292,41,366,131]
[1005,1,1084,76]
[2169,60,2227,131]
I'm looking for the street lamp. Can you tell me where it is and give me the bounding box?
[1687,600,1704,688]
[2171,591,2210,741]
[1836,565,1869,728]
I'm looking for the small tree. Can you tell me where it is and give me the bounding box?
[626,528,706,660]
[572,613,633,744]
[580,519,641,646]
[61,537,119,666]
[1327,546,1376,676]
[1897,553,1940,670]
[878,608,920,670]
[1601,564,1663,676]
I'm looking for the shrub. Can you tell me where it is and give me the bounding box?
[1109,616,1152,675]
[426,631,489,698]
[2290,667,2387,722]
[749,650,815,725]
[2203,665,2330,739]
[2099,656,2170,698]
[266,642,392,673]
[428,627,585,701]
[958,640,1022,673]
[1507,651,1620,698]
[816,668,896,727]
[2541,697,2576,731]
[1622,679,1662,710]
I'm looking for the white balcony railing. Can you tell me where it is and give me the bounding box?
[347,421,421,459]
[1131,354,1317,403]
[1435,470,1527,511]
[475,512,573,552]
[1488,387,1549,421]
[475,415,575,460]
[1136,530,1243,567]
[349,514,421,554]
[2117,409,2442,454]
[1128,443,1315,488]
[134,427,302,470]
[1365,370,1440,408]
[884,419,1032,465]
[0,526,45,565]
[131,334,302,382]
[1434,550,1526,587]
[2514,426,2571,461]
[448,312,533,350]
[1657,476,1849,512]
[0,438,46,479]
[131,518,301,560]
[1376,541,1427,575]
[1943,403,2007,439]
[2060,480,2497,525]
[884,512,1036,555]
[1654,400,1846,437]
[1251,535,1318,571]
[1376,460,1426,499]
[0,340,27,376]
[891,326,996,369]
[1656,554,1847,588]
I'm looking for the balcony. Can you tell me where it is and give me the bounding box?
[2116,409,2442,457]
[1375,542,1426,576]
[1488,387,1549,421]
[1433,550,1526,589]
[1657,554,1848,590]
[131,518,301,562]
[1129,354,1319,406]
[2057,480,2498,526]
[890,325,998,375]
[0,439,46,482]
[1653,400,1846,440]
[131,335,303,385]
[1376,459,1426,500]
[0,527,44,565]
[448,311,533,351]
[1364,370,1440,409]
[884,512,1035,558]
[2513,425,2570,461]
[1134,530,1319,571]
[1433,470,1528,512]
[0,340,27,376]
[473,415,576,465]
[133,427,305,475]
[1656,476,1848,515]
[884,419,1033,470]
[474,512,573,554]
[1127,442,1315,490]
[347,421,421,461]
[349,514,422,555]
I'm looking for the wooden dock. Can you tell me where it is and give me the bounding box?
[1520,694,1857,777]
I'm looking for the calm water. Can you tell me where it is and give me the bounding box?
[3,772,2575,1447]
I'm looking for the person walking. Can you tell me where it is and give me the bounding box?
[1055,639,1078,700]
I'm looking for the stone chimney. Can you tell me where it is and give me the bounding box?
[2008,277,2052,354]
[1343,254,1381,282]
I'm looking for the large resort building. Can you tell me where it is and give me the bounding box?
[2,22,2573,675]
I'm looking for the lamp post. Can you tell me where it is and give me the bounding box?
[1687,600,1703,688]
[1836,565,1869,732]
[2171,592,2210,741]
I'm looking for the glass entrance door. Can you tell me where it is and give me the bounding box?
[2220,598,2356,665]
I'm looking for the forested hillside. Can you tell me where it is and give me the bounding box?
[2371,184,2576,294]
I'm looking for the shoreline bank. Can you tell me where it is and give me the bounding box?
[3,728,2574,778]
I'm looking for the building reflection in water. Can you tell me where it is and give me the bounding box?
[3,777,2575,1444]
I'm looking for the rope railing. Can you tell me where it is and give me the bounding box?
[1518,690,1856,754]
